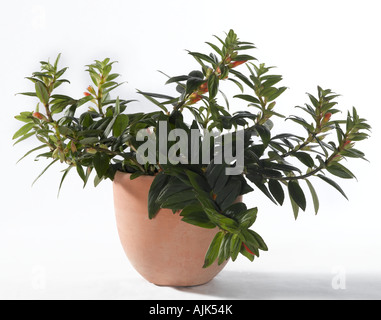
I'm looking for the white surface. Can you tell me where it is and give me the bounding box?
[1,0,381,300]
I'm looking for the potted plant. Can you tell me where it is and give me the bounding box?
[13,30,370,287]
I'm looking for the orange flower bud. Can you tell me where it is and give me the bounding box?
[216,66,221,75]
[84,92,91,97]
[198,82,208,94]
[189,93,202,104]
[32,112,47,121]
[323,112,332,123]
[229,60,247,68]
[87,85,96,95]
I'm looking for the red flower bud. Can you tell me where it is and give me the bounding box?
[343,140,352,147]
[229,60,247,68]
[84,92,91,97]
[242,242,255,255]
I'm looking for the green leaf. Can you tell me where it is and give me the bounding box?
[294,152,315,168]
[12,123,35,140]
[32,159,59,186]
[188,51,216,65]
[148,172,170,219]
[79,137,99,145]
[268,179,285,205]
[205,41,222,56]
[317,174,348,200]
[230,69,255,90]
[224,202,247,219]
[113,114,129,137]
[17,92,37,97]
[326,163,356,179]
[238,207,258,229]
[240,244,255,262]
[254,124,271,145]
[246,173,277,205]
[76,163,87,185]
[180,205,215,229]
[218,233,231,264]
[288,181,306,211]
[203,231,224,268]
[305,179,319,214]
[234,94,261,105]
[17,145,47,163]
[290,194,300,220]
[93,152,109,178]
[208,73,219,99]
[239,229,259,256]
[204,208,240,233]
[35,82,50,105]
[248,229,268,251]
[160,189,197,210]
[137,90,169,113]
[165,75,190,84]
[230,234,241,262]
[57,165,73,197]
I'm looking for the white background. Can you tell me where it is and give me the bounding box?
[1,0,380,299]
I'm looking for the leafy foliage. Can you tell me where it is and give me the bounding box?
[13,30,370,268]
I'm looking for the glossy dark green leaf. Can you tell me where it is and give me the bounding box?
[246,173,277,205]
[160,189,197,210]
[148,172,170,219]
[268,179,285,205]
[317,174,348,200]
[180,205,215,229]
[288,181,306,211]
[224,202,247,220]
[294,152,315,168]
[76,163,87,185]
[165,75,190,84]
[326,163,356,179]
[254,124,271,145]
[188,51,216,65]
[238,207,258,229]
[234,94,261,105]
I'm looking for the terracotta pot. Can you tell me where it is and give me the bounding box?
[113,171,231,286]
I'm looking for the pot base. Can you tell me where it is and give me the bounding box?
[113,171,228,287]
